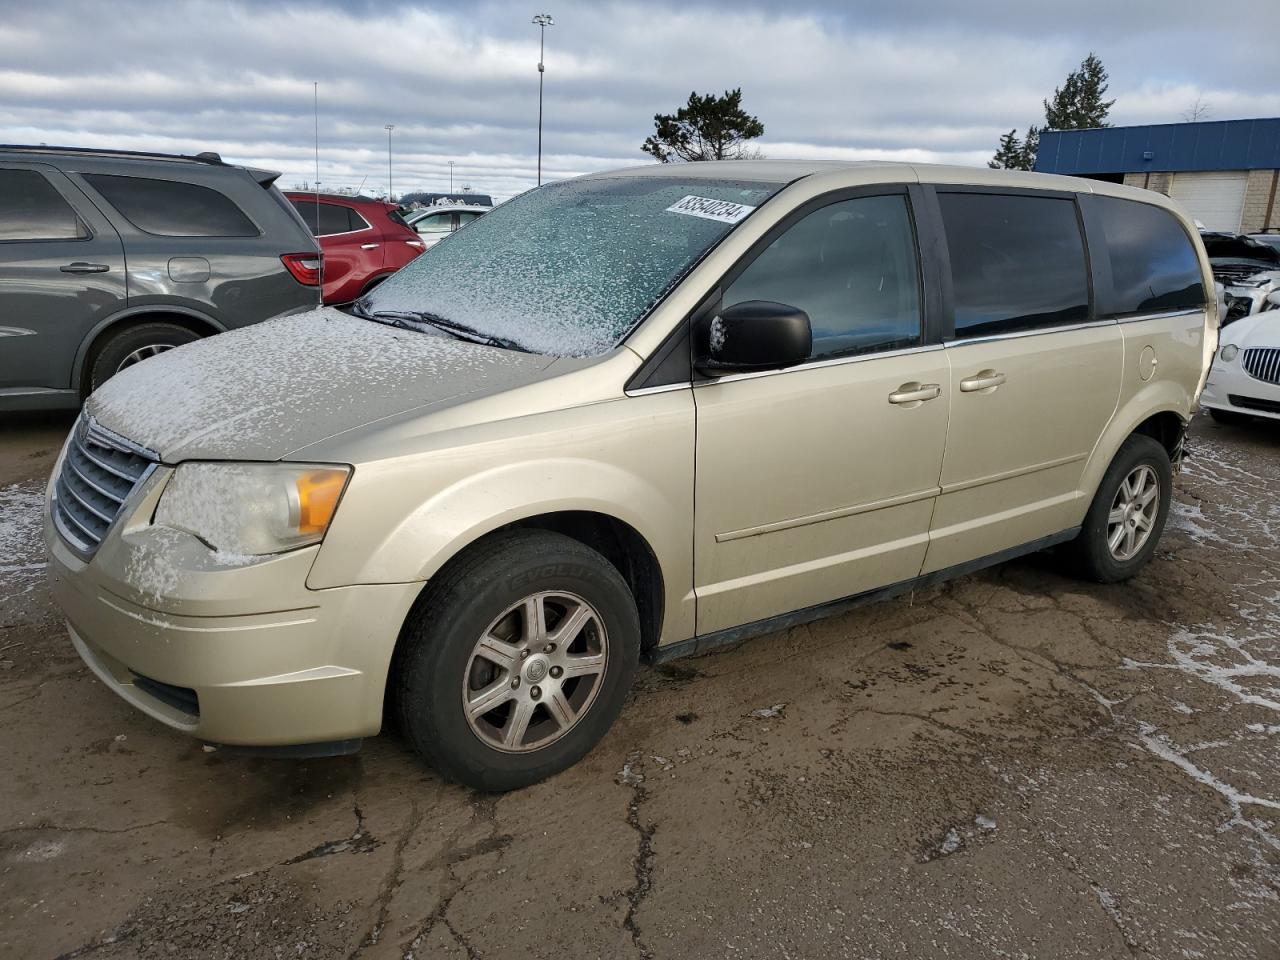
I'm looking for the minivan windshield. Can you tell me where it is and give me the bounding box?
[359,176,780,356]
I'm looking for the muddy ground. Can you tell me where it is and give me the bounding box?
[1,411,1277,960]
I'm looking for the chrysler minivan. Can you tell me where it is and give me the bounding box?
[45,161,1216,790]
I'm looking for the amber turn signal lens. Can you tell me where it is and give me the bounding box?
[296,469,348,535]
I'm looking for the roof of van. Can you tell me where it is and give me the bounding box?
[584,159,1161,198]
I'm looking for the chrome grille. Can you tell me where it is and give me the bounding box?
[52,416,156,555]
[1243,347,1280,386]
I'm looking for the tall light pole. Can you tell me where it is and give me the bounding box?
[384,123,395,200]
[531,13,554,186]
[448,160,455,193]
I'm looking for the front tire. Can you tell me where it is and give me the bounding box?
[392,530,641,791]
[1060,434,1173,583]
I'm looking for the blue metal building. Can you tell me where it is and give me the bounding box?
[1034,118,1280,234]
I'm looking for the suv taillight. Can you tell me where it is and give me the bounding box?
[281,252,323,286]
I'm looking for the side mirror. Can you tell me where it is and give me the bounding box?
[695,300,812,376]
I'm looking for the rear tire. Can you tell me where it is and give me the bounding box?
[1059,434,1172,584]
[88,322,200,394]
[392,530,641,792]
[1208,407,1252,426]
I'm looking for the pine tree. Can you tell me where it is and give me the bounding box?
[989,53,1114,170]
[1043,53,1115,130]
[989,129,1024,169]
[642,89,765,163]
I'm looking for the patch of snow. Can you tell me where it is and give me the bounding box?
[87,307,548,459]
[974,814,997,831]
[750,703,786,719]
[709,315,727,353]
[0,481,48,603]
[616,762,644,787]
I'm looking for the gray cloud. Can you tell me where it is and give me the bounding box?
[1,0,1277,199]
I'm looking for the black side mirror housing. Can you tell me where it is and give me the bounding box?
[695,300,812,376]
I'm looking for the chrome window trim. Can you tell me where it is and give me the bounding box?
[692,342,945,387]
[1113,306,1206,324]
[624,382,692,398]
[943,308,1205,348]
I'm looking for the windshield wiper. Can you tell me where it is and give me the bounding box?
[353,301,525,352]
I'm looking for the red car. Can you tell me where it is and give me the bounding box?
[285,192,424,304]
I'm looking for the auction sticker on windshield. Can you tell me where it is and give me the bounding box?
[665,195,756,224]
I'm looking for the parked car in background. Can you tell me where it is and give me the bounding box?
[1201,231,1280,325]
[0,145,321,411]
[285,192,424,303]
[48,162,1214,791]
[1201,306,1280,423]
[405,204,489,249]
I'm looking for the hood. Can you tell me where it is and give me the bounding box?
[1219,308,1280,348]
[87,308,557,462]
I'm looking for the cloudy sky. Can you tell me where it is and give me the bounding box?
[3,0,1278,200]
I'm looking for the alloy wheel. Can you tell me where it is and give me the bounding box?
[116,343,175,372]
[1107,464,1160,561]
[461,591,608,753]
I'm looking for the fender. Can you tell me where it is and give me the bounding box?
[72,303,226,392]
[1078,379,1192,507]
[307,454,696,644]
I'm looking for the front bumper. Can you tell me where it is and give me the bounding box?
[1201,358,1280,420]
[46,509,421,747]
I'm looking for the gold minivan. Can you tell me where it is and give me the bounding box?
[45,161,1217,790]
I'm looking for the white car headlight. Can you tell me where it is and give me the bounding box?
[155,462,351,557]
[1220,344,1239,362]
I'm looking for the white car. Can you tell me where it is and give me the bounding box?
[406,204,489,248]
[1201,307,1280,423]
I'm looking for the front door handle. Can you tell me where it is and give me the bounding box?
[888,382,942,406]
[959,370,1007,393]
[360,243,380,250]
[60,262,110,274]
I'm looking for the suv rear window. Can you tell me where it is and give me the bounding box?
[1089,196,1205,316]
[0,170,87,241]
[83,174,259,237]
[940,192,1090,338]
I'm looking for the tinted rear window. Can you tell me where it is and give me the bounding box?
[290,199,365,236]
[84,174,258,237]
[1090,196,1205,316]
[940,192,1090,338]
[0,169,87,241]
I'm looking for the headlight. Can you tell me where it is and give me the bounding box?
[1220,344,1239,362]
[155,462,351,556]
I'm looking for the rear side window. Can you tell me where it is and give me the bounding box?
[0,169,87,241]
[724,194,921,361]
[940,192,1090,338]
[414,212,453,234]
[290,199,364,236]
[1090,196,1205,316]
[83,174,258,237]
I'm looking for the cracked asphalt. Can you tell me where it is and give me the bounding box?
[2,411,1278,960]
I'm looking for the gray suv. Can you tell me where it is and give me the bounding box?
[0,145,321,411]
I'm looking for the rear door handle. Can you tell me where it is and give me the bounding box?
[959,370,1007,393]
[360,243,380,250]
[888,382,942,405]
[60,262,110,274]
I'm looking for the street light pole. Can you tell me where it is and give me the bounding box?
[384,124,395,200]
[449,160,455,193]
[531,14,554,186]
